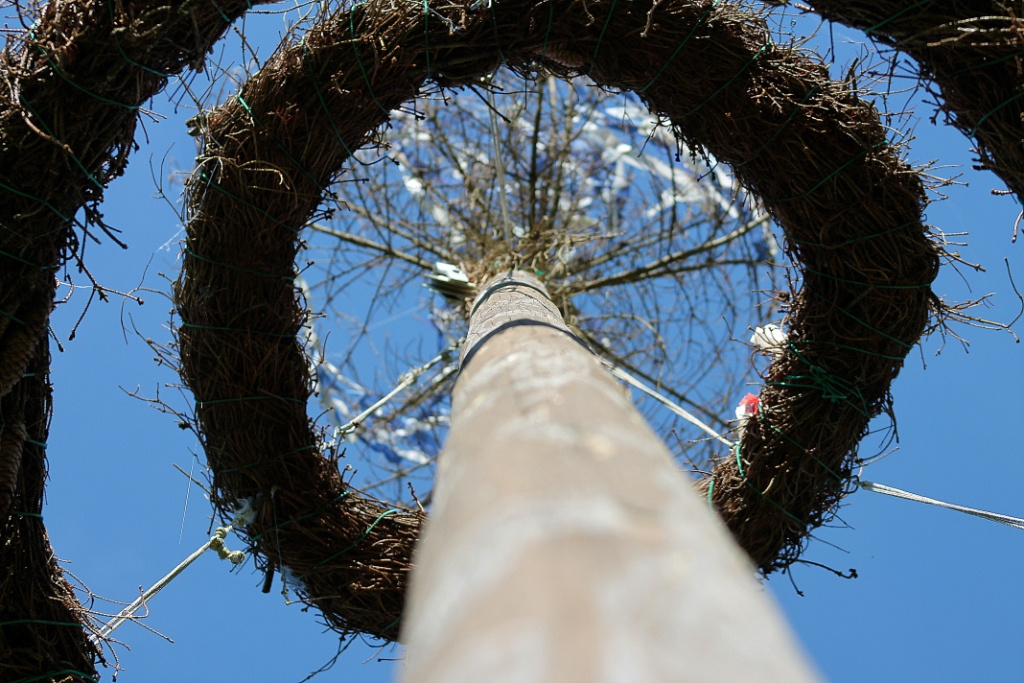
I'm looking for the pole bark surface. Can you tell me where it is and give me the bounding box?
[400,270,820,683]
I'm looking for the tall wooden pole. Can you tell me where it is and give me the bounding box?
[400,270,820,682]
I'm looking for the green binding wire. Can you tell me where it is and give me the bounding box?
[196,395,305,408]
[235,93,256,118]
[301,507,401,575]
[248,490,350,541]
[768,342,870,416]
[183,247,290,280]
[940,48,1024,79]
[863,0,936,36]
[0,308,27,326]
[735,84,819,168]
[197,169,292,229]
[0,247,53,270]
[209,0,232,23]
[18,95,105,191]
[802,265,932,290]
[0,178,70,222]
[219,444,321,476]
[12,670,98,683]
[487,2,508,68]
[733,441,746,479]
[791,219,920,249]
[639,0,719,94]
[11,511,43,519]
[790,336,906,361]
[751,485,807,528]
[28,32,140,111]
[12,671,98,683]
[679,42,772,120]
[731,436,808,527]
[382,615,402,633]
[301,40,356,160]
[778,140,884,202]
[106,0,172,78]
[812,291,914,350]
[767,372,867,416]
[234,89,331,189]
[105,0,254,73]
[591,0,620,63]
[541,3,553,62]
[0,619,87,628]
[757,409,845,484]
[423,0,431,79]
[349,5,391,115]
[177,320,297,339]
[970,90,1024,137]
[0,425,45,449]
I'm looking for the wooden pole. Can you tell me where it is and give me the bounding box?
[400,270,821,683]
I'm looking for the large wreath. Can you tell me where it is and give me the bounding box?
[176,0,938,640]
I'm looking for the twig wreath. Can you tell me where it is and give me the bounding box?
[176,0,940,640]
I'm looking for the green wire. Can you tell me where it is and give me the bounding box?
[197,395,305,408]
[178,321,297,339]
[863,0,936,36]
[28,33,140,110]
[219,444,320,476]
[0,308,27,326]
[970,90,1024,137]
[778,141,883,202]
[679,42,772,120]
[790,219,920,248]
[302,507,400,575]
[301,40,356,159]
[248,489,349,540]
[183,247,290,280]
[423,0,431,78]
[735,84,819,168]
[0,178,70,222]
[638,0,719,94]
[733,441,745,479]
[802,265,931,290]
[106,0,172,77]
[12,671,97,683]
[349,6,391,115]
[813,293,914,350]
[0,248,53,270]
[591,0,620,62]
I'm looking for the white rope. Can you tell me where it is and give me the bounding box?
[603,361,734,447]
[333,349,455,437]
[92,500,255,641]
[604,363,1024,533]
[857,479,1024,531]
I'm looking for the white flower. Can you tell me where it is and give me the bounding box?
[750,324,788,356]
[230,497,256,527]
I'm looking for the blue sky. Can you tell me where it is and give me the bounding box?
[22,5,1024,683]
